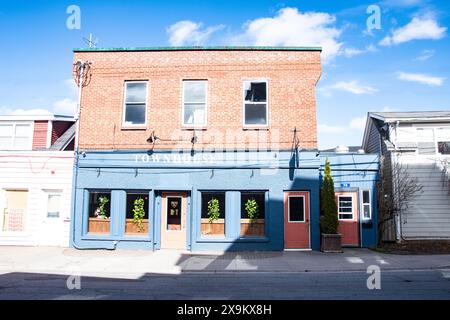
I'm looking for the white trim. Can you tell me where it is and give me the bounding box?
[0,115,74,122]
[337,194,355,221]
[46,120,53,149]
[360,189,372,220]
[181,80,208,128]
[122,81,149,128]
[242,79,269,128]
[287,195,306,223]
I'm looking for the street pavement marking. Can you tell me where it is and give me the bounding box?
[346,257,364,264]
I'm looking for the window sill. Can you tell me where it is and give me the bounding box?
[121,126,147,131]
[181,126,207,131]
[243,126,269,131]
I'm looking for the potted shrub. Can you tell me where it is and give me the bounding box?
[201,198,225,236]
[125,197,149,234]
[320,160,342,252]
[240,198,265,236]
[89,196,110,234]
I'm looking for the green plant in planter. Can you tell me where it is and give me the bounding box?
[133,197,146,232]
[98,196,109,219]
[245,198,259,222]
[320,159,339,234]
[207,198,220,223]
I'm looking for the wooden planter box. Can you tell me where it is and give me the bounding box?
[88,217,110,234]
[201,218,225,236]
[125,218,149,235]
[321,233,343,253]
[240,219,265,237]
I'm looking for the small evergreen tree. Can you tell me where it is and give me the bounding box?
[320,159,339,234]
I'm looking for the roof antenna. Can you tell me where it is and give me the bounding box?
[83,33,98,48]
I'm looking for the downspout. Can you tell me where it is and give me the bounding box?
[393,120,403,242]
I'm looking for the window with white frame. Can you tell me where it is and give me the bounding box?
[46,193,61,218]
[338,196,353,220]
[123,81,147,126]
[243,80,268,126]
[0,123,32,150]
[361,190,371,220]
[416,127,450,155]
[182,80,207,126]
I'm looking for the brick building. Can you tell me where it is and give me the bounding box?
[71,47,378,251]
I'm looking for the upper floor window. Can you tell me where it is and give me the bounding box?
[0,123,32,150]
[243,80,268,127]
[182,80,207,127]
[416,127,450,155]
[123,81,148,127]
[361,190,371,220]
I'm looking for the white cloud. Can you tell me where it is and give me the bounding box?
[349,116,367,131]
[343,44,377,58]
[53,98,77,115]
[413,49,435,61]
[317,123,346,134]
[233,7,343,63]
[380,16,446,46]
[0,107,52,116]
[320,80,378,96]
[397,71,445,86]
[167,20,225,46]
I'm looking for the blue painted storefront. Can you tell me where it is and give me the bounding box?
[320,152,379,248]
[70,150,379,251]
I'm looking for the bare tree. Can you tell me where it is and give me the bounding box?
[377,153,423,244]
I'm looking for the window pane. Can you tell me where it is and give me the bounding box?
[88,192,111,234]
[184,81,206,103]
[201,192,225,219]
[201,192,225,236]
[241,192,265,219]
[13,137,30,148]
[125,193,149,235]
[126,82,147,102]
[289,196,305,222]
[184,103,206,125]
[124,104,146,125]
[339,213,353,220]
[244,82,266,102]
[363,204,371,219]
[15,124,31,137]
[245,104,267,125]
[0,137,12,147]
[339,196,353,214]
[436,128,450,141]
[0,124,13,136]
[438,142,450,155]
[362,190,370,204]
[167,197,182,230]
[47,194,61,218]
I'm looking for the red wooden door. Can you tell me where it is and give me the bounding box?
[284,192,310,249]
[336,192,359,246]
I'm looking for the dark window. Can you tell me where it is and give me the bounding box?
[338,196,353,220]
[124,82,147,126]
[288,196,305,222]
[240,192,265,219]
[89,192,111,218]
[201,192,225,219]
[245,82,266,102]
[244,81,267,126]
[126,193,149,219]
[438,141,450,154]
[244,104,267,125]
[167,197,182,229]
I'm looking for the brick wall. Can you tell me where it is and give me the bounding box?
[74,49,322,151]
[32,120,48,149]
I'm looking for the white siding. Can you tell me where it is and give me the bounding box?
[0,151,73,246]
[397,155,450,239]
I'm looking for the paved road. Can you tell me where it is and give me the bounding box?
[1,269,449,300]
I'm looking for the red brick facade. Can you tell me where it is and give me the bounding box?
[74,49,322,151]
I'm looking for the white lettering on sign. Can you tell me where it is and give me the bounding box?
[134,153,215,164]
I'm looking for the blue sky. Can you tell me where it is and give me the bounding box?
[0,0,449,149]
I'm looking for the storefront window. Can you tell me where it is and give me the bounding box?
[201,192,225,236]
[240,192,265,237]
[88,192,111,234]
[125,192,149,236]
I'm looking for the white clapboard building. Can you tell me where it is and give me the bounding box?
[0,114,75,246]
[362,111,450,241]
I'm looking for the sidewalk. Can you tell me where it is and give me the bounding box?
[0,246,449,278]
